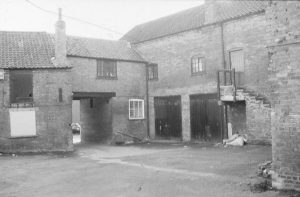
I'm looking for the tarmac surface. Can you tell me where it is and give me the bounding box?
[0,143,298,197]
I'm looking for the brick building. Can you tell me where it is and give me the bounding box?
[0,10,148,152]
[265,1,300,191]
[123,0,272,143]
[67,36,147,143]
[0,15,73,152]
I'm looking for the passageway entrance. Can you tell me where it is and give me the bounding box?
[190,94,223,141]
[154,96,182,139]
[72,92,116,143]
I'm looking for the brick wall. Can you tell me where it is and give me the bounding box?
[0,69,73,153]
[134,12,272,142]
[69,57,147,141]
[266,1,300,191]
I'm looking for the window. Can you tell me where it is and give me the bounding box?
[97,59,117,79]
[129,99,144,119]
[58,88,63,102]
[9,108,36,137]
[10,70,33,104]
[191,56,205,74]
[147,63,158,80]
[229,49,244,72]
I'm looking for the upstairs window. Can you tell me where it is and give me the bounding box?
[147,63,158,80]
[97,59,117,79]
[229,49,244,72]
[129,99,144,120]
[191,56,205,75]
[10,70,33,104]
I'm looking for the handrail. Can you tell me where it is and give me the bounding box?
[217,68,236,102]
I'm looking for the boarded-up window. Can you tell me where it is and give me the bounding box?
[97,59,117,79]
[10,70,33,103]
[148,63,158,80]
[129,99,144,120]
[230,49,244,72]
[9,108,36,137]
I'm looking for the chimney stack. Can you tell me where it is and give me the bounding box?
[204,0,217,24]
[55,8,67,65]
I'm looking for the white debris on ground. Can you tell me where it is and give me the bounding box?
[223,134,248,147]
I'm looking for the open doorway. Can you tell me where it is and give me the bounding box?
[72,100,81,144]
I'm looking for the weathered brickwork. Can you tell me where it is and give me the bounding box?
[0,69,73,153]
[134,11,272,142]
[266,1,300,191]
[69,57,147,141]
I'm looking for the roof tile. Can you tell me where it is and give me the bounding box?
[122,1,267,44]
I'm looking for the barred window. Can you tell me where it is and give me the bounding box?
[97,59,117,79]
[129,99,144,120]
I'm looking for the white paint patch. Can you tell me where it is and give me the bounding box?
[9,108,36,137]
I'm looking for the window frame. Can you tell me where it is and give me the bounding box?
[96,59,117,79]
[147,63,158,80]
[128,99,145,120]
[9,70,33,105]
[229,48,245,73]
[191,56,205,76]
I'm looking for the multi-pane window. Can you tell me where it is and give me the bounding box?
[97,59,117,79]
[229,49,244,72]
[191,56,204,74]
[148,63,158,80]
[129,99,144,120]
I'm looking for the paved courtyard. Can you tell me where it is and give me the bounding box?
[0,143,297,197]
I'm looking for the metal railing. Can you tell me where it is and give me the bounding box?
[217,68,236,102]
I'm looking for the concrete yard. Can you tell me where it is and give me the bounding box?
[0,143,297,197]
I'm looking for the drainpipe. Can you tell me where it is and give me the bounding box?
[220,22,228,142]
[145,63,150,139]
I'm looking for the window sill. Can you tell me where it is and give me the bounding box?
[9,135,38,139]
[148,78,159,81]
[129,118,145,121]
[96,76,118,80]
[191,72,206,77]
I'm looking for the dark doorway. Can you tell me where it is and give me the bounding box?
[154,96,182,139]
[190,94,222,141]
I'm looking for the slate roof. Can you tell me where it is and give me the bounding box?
[122,1,267,44]
[67,36,144,62]
[0,31,145,69]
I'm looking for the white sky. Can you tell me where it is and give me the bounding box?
[0,0,204,40]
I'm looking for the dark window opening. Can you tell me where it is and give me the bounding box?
[58,88,63,102]
[147,63,158,80]
[10,70,33,104]
[191,56,205,75]
[90,98,93,108]
[97,59,117,79]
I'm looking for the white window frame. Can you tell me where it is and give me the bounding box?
[129,99,144,120]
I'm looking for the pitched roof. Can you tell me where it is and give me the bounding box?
[67,36,144,62]
[0,31,59,69]
[0,31,145,69]
[122,1,267,44]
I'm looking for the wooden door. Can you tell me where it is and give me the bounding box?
[190,94,222,141]
[154,96,182,139]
